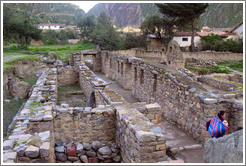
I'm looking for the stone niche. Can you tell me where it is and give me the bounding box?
[166,40,185,69]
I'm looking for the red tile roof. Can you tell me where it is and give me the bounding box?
[173,32,200,36]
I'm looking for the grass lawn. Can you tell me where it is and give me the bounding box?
[185,65,233,74]
[3,98,27,138]
[3,42,96,70]
[218,60,243,72]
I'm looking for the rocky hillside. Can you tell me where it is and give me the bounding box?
[87,3,243,28]
[4,3,85,25]
[200,3,243,28]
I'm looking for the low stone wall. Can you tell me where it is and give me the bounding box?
[57,66,79,85]
[3,67,57,163]
[198,75,241,91]
[185,57,217,68]
[54,104,116,143]
[131,58,243,143]
[183,51,243,62]
[203,129,243,163]
[116,49,166,62]
[54,141,121,163]
[115,103,167,163]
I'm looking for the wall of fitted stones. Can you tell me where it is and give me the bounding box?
[54,141,121,163]
[101,53,133,89]
[115,49,243,63]
[131,60,242,143]
[116,49,166,63]
[115,104,167,163]
[182,52,243,62]
[57,66,79,85]
[185,58,217,68]
[3,67,58,163]
[53,105,116,143]
[198,76,240,91]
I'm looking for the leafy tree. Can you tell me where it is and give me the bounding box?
[3,4,42,48]
[123,33,147,49]
[77,15,96,41]
[156,3,208,52]
[89,12,123,50]
[140,14,163,38]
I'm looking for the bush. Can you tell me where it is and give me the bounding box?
[123,33,147,49]
[201,34,243,53]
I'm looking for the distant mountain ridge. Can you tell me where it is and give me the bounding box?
[87,3,243,28]
[4,3,85,25]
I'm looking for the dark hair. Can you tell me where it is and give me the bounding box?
[218,111,225,120]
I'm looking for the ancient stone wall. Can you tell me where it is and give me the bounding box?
[54,104,116,143]
[183,51,243,62]
[115,103,167,163]
[3,67,57,163]
[130,58,243,143]
[57,66,79,85]
[101,52,133,90]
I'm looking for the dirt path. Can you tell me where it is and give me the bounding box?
[3,55,30,62]
[95,72,138,104]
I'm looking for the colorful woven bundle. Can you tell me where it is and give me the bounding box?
[208,117,229,138]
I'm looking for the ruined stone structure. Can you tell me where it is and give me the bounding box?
[3,47,243,163]
[166,40,185,68]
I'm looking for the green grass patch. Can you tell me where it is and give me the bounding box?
[3,54,40,71]
[218,60,243,72]
[186,65,233,74]
[20,75,39,87]
[3,98,27,138]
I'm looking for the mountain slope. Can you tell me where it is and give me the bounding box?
[87,3,243,28]
[4,3,85,25]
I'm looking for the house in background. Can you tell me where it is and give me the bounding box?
[228,22,243,39]
[172,32,201,51]
[146,34,166,51]
[37,23,66,30]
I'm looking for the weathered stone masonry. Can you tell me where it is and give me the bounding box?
[4,52,167,163]
[99,51,243,144]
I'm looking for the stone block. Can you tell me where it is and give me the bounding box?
[88,157,98,163]
[98,146,112,156]
[38,131,50,142]
[66,145,77,156]
[67,156,79,162]
[80,155,88,163]
[136,131,156,142]
[145,103,161,112]
[156,144,166,151]
[3,140,15,150]
[25,145,39,158]
[40,142,50,157]
[204,98,217,104]
[56,152,67,162]
[3,152,17,162]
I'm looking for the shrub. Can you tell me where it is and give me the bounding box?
[201,34,243,53]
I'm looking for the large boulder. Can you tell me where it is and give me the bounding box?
[9,81,31,99]
[203,129,243,163]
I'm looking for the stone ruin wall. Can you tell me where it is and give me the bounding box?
[115,48,243,65]
[54,104,116,144]
[99,51,243,143]
[3,52,168,163]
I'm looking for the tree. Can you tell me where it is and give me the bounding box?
[3,4,42,48]
[89,12,123,50]
[140,14,163,38]
[123,33,147,49]
[156,3,208,52]
[77,15,95,41]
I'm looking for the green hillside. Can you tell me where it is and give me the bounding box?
[4,3,85,25]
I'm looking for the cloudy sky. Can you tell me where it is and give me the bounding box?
[71,1,99,13]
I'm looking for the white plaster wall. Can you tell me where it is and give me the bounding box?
[173,36,201,47]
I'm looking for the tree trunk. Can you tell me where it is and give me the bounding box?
[191,20,196,52]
